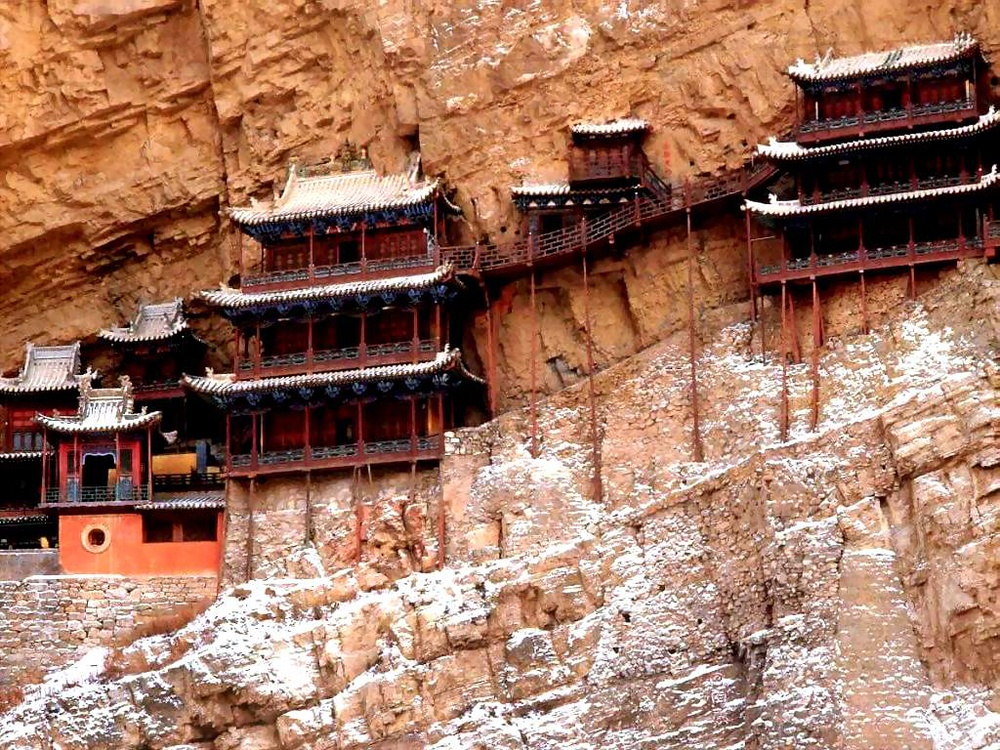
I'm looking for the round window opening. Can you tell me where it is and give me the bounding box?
[81,524,111,554]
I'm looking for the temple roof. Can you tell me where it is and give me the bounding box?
[758,108,1000,160]
[36,376,161,434]
[0,514,49,526]
[570,118,650,137]
[789,34,979,83]
[200,264,456,309]
[0,451,47,461]
[0,342,87,394]
[183,347,483,397]
[229,163,441,227]
[137,492,225,511]
[511,183,645,210]
[99,299,190,344]
[744,164,1000,217]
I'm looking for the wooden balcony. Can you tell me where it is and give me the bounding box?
[242,251,439,292]
[568,146,645,186]
[802,174,971,205]
[756,236,985,285]
[796,99,978,144]
[985,220,1000,259]
[237,339,440,380]
[227,434,444,477]
[133,379,185,401]
[41,483,150,508]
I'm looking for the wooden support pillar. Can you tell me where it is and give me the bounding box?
[745,210,758,322]
[581,250,603,501]
[306,317,314,371]
[225,413,232,473]
[234,329,242,374]
[780,282,789,442]
[254,323,262,375]
[308,225,315,274]
[810,280,821,431]
[360,223,367,271]
[115,431,121,498]
[246,478,256,582]
[251,412,259,470]
[908,215,916,299]
[412,308,420,363]
[788,288,802,364]
[436,459,446,570]
[860,272,869,334]
[528,268,539,458]
[40,427,48,503]
[146,426,153,502]
[686,206,703,462]
[410,397,417,454]
[484,284,498,417]
[305,471,313,544]
[353,468,362,563]
[237,227,245,280]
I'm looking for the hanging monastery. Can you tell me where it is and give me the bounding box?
[0,35,997,585]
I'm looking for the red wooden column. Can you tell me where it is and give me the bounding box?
[528,260,539,458]
[114,431,121,499]
[483,284,498,417]
[810,280,822,431]
[409,397,417,455]
[146,426,153,502]
[745,208,758,323]
[359,313,368,364]
[246,478,256,582]
[237,227,244,280]
[225,414,232,473]
[306,317,314,371]
[908,215,916,298]
[780,282,789,442]
[581,249,602,501]
[860,272,869,334]
[251,413,259,471]
[40,427,48,503]
[308,226,315,280]
[412,308,420,363]
[360,224,367,273]
[304,405,312,463]
[687,205,703,462]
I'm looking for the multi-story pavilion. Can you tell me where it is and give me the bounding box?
[0,343,88,548]
[188,147,481,478]
[747,35,999,290]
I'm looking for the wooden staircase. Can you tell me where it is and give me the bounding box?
[441,161,777,278]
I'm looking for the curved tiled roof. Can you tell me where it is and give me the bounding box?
[229,166,440,227]
[744,165,1000,217]
[200,264,456,309]
[788,34,978,83]
[758,108,1000,161]
[99,299,189,343]
[183,347,484,396]
[0,342,87,394]
[37,377,161,434]
[0,451,47,461]
[137,492,225,511]
[571,118,650,137]
[0,514,50,526]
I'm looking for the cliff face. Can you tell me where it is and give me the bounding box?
[3,1,1000,747]
[1,0,997,385]
[1,261,998,749]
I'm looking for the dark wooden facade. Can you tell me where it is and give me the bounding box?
[192,151,480,478]
[748,37,1000,288]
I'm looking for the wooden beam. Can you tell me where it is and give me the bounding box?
[246,478,256,583]
[810,280,821,431]
[687,206,703,462]
[780,281,789,442]
[581,248,603,501]
[484,283,498,417]
[529,268,539,458]
[860,271,869,334]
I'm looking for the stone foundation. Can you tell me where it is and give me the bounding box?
[0,574,217,687]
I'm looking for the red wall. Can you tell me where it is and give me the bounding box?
[59,513,223,576]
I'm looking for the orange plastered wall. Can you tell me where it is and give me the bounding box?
[58,513,222,577]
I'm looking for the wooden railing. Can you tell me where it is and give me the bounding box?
[797,99,977,143]
[43,484,150,505]
[757,236,984,283]
[237,339,439,379]
[228,434,444,476]
[441,161,777,277]
[152,472,224,491]
[985,219,1000,257]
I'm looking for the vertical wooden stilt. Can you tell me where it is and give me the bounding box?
[353,467,363,563]
[436,461,446,571]
[860,271,869,334]
[581,250,603,501]
[810,280,821,431]
[484,283,497,417]
[780,282,789,442]
[529,269,539,458]
[305,471,313,544]
[788,288,802,364]
[246,478,256,583]
[909,265,916,300]
[687,207,704,462]
[745,210,758,322]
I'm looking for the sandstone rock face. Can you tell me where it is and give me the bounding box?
[2,262,999,748]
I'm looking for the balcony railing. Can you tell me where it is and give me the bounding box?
[242,244,440,291]
[798,99,977,142]
[43,484,150,505]
[757,237,984,283]
[228,434,444,476]
[801,174,970,205]
[152,472,224,491]
[237,339,439,378]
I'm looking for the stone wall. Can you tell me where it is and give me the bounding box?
[0,574,217,688]
[0,550,60,581]
[223,467,445,585]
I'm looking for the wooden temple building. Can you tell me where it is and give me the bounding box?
[511,118,662,239]
[0,343,88,548]
[187,147,482,479]
[747,34,999,290]
[745,35,1000,437]
[36,376,223,575]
